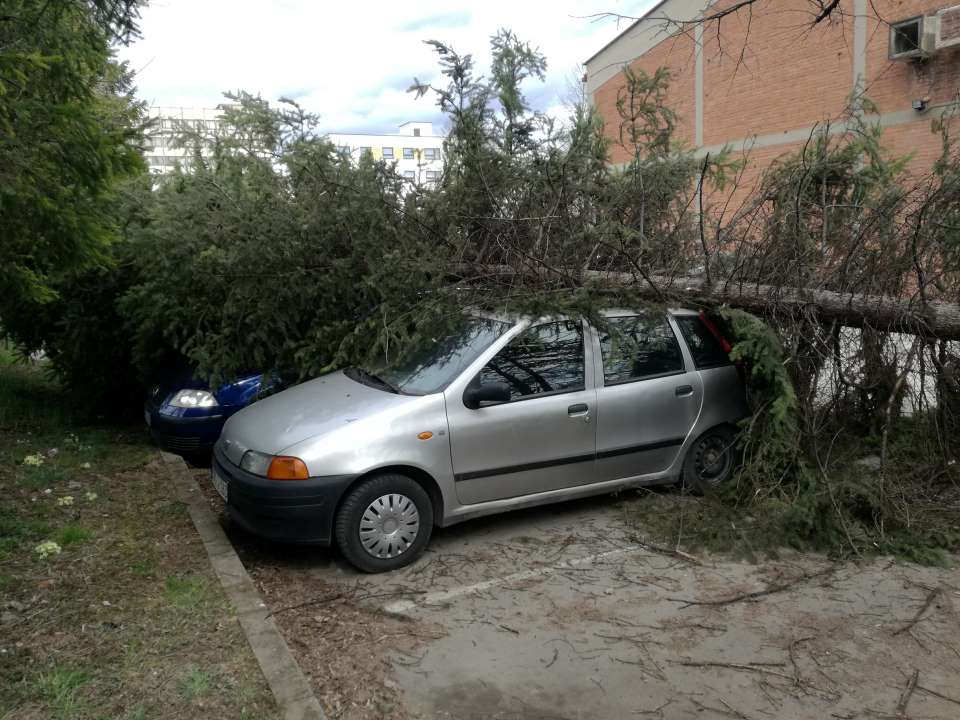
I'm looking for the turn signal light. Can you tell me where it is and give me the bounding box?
[267,456,310,480]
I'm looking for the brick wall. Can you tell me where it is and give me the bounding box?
[593,31,698,165]
[591,0,960,184]
[702,0,854,145]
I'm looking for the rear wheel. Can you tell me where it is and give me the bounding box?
[681,426,738,494]
[334,473,433,573]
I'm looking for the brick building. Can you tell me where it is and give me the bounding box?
[585,0,960,195]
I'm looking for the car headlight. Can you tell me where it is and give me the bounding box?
[169,389,219,408]
[240,450,309,480]
[240,450,273,476]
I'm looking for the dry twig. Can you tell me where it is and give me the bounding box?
[896,669,919,717]
[892,587,941,636]
[668,566,837,608]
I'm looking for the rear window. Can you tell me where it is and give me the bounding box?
[674,316,731,369]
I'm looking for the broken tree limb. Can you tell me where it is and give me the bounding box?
[896,669,920,717]
[667,565,838,609]
[892,587,941,636]
[457,263,960,340]
[589,272,960,340]
[917,684,960,707]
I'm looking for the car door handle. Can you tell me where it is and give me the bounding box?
[675,385,694,397]
[567,403,589,415]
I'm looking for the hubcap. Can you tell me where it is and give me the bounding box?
[694,436,732,486]
[359,493,420,559]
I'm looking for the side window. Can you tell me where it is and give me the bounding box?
[674,316,731,369]
[600,316,684,385]
[479,321,584,400]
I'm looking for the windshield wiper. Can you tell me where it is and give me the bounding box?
[351,367,401,394]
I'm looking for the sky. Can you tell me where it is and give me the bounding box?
[119,0,655,135]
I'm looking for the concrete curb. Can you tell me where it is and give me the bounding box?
[160,452,327,720]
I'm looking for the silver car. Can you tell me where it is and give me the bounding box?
[211,309,747,572]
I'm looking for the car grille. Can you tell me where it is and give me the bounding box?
[152,432,203,454]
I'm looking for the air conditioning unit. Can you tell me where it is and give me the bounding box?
[889,16,938,59]
[935,5,960,49]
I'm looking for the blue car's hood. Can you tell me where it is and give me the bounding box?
[154,372,265,420]
[213,373,264,407]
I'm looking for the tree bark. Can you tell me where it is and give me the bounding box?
[458,264,960,339]
[592,272,960,340]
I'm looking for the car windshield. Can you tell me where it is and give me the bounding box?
[357,317,513,396]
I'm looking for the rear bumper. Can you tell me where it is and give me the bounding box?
[212,444,354,545]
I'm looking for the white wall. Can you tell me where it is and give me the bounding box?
[327,123,445,186]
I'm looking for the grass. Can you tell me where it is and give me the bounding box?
[0,356,280,719]
[33,667,91,720]
[55,525,92,547]
[179,666,213,700]
[164,574,208,610]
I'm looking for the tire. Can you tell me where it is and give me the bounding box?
[334,473,433,573]
[681,426,739,494]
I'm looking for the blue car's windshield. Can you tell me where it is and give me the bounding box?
[361,317,512,396]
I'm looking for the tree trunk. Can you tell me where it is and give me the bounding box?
[591,272,960,340]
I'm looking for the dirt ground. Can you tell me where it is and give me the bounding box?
[194,471,960,720]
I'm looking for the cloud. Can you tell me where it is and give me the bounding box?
[120,0,656,134]
[400,10,472,32]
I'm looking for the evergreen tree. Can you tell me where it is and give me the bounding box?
[0,0,145,306]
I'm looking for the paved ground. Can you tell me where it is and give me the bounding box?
[196,474,960,720]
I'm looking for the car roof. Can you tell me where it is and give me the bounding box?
[469,307,702,325]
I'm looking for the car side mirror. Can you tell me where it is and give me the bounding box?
[463,381,511,409]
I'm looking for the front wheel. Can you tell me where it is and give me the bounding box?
[681,426,739,494]
[334,473,433,573]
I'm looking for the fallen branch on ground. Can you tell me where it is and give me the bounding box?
[917,684,960,707]
[266,589,427,618]
[892,587,941,636]
[667,565,838,608]
[896,669,919,717]
[631,535,702,565]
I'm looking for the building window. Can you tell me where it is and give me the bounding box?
[889,17,923,58]
[337,145,350,155]
[426,170,439,180]
[359,146,372,156]
[413,128,421,137]
[403,170,415,181]
[403,147,415,159]
[424,148,438,161]
[382,147,394,159]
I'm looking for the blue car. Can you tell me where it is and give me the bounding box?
[145,372,273,457]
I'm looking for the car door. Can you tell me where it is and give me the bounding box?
[447,320,597,505]
[592,314,702,481]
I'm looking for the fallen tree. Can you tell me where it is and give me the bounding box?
[456,265,960,340]
[602,273,960,340]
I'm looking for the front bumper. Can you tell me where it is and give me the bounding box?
[211,444,354,545]
[145,403,227,455]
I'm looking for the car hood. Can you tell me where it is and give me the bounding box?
[219,370,417,464]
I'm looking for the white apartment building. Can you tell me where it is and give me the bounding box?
[144,110,446,186]
[327,121,445,187]
[143,105,228,174]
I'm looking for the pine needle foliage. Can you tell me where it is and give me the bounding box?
[0,0,145,306]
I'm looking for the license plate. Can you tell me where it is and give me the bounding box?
[211,468,228,502]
